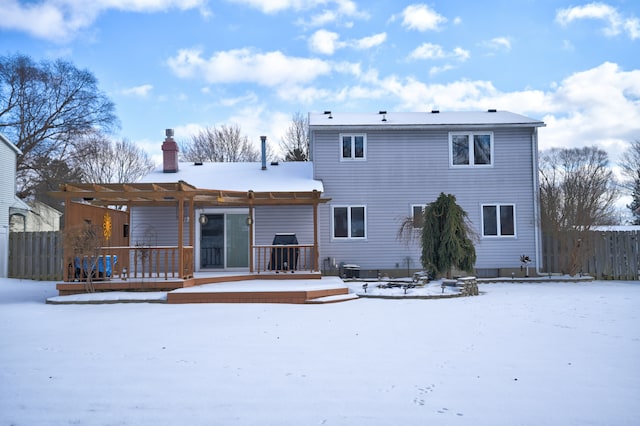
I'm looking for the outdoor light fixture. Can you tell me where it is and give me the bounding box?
[246,216,253,226]
[199,214,208,225]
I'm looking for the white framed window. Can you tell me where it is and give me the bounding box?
[340,134,366,160]
[482,204,516,237]
[332,206,366,239]
[411,204,425,228]
[449,131,493,167]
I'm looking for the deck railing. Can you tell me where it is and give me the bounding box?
[253,244,316,273]
[65,246,194,281]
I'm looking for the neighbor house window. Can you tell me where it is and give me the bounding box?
[340,134,366,160]
[482,204,515,237]
[333,206,366,238]
[449,132,493,166]
[412,205,425,228]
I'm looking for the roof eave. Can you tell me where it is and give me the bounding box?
[309,122,546,131]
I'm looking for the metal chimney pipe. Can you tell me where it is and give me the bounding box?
[260,136,267,170]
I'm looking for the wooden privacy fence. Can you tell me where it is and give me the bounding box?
[9,231,63,280]
[542,230,640,280]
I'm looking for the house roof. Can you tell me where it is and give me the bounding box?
[52,162,326,208]
[0,133,23,155]
[308,110,545,128]
[141,161,323,193]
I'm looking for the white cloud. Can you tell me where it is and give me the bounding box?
[309,29,343,55]
[228,0,323,14]
[429,64,455,76]
[167,48,332,87]
[409,43,470,61]
[219,92,260,107]
[0,0,210,42]
[408,43,469,72]
[354,32,387,50]
[481,37,512,52]
[556,2,640,39]
[121,84,153,97]
[409,42,445,60]
[401,4,447,32]
[309,30,386,55]
[231,0,368,27]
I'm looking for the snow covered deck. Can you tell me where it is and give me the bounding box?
[54,272,355,304]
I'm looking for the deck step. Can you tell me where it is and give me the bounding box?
[305,293,359,304]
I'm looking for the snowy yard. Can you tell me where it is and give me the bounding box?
[1,278,639,426]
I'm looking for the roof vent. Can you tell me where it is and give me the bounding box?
[379,110,387,122]
[324,110,333,119]
[194,162,203,166]
[431,109,440,114]
[488,109,497,113]
[270,161,279,166]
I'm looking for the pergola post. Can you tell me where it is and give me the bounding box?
[247,190,255,273]
[63,195,72,281]
[313,190,319,272]
[178,197,184,278]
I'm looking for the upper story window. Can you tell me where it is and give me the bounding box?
[449,132,493,167]
[341,134,366,160]
[482,204,515,237]
[333,206,366,239]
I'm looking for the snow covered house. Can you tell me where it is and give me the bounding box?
[54,109,545,295]
[309,110,546,277]
[0,133,30,278]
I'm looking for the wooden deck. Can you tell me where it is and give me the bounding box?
[54,272,355,304]
[168,277,353,304]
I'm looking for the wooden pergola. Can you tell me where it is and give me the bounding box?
[53,181,329,279]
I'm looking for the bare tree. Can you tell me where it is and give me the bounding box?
[0,54,118,198]
[280,112,309,161]
[539,146,619,274]
[73,132,155,184]
[618,139,640,224]
[63,223,105,293]
[181,124,260,162]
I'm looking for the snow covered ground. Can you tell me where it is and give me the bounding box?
[1,277,639,426]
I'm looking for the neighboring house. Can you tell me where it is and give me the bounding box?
[0,133,30,278]
[309,110,545,277]
[10,200,62,232]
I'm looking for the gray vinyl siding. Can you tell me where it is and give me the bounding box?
[130,206,189,246]
[131,204,315,271]
[254,205,315,246]
[311,126,538,272]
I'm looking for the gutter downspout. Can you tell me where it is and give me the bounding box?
[532,127,544,275]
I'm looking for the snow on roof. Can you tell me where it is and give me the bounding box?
[141,161,323,193]
[309,110,545,127]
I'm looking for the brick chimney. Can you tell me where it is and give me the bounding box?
[162,128,179,173]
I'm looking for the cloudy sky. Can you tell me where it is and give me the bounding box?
[0,0,638,167]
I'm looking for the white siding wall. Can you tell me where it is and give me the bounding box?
[0,140,18,228]
[0,139,18,278]
[311,126,538,272]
